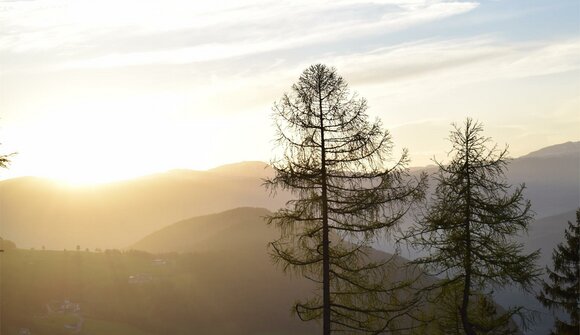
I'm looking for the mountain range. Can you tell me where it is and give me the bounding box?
[0,161,288,249]
[1,141,577,334]
[0,142,577,256]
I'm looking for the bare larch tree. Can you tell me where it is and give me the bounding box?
[265,64,425,334]
[407,118,540,334]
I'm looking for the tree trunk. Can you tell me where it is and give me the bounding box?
[319,84,331,335]
[460,128,476,335]
[460,268,475,335]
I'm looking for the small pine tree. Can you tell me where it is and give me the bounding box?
[537,209,580,335]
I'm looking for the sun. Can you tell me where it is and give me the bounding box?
[5,95,233,186]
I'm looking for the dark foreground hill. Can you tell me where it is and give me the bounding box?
[2,208,317,335]
[131,207,524,335]
[130,207,320,334]
[3,207,525,335]
[2,207,415,335]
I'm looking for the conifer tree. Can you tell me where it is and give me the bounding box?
[266,64,425,334]
[537,209,580,335]
[407,118,540,334]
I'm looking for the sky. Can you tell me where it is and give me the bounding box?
[0,0,579,184]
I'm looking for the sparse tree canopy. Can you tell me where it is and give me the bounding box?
[0,139,15,172]
[0,150,11,169]
[407,118,540,335]
[0,156,8,168]
[266,64,425,334]
[1,144,15,252]
[537,209,580,335]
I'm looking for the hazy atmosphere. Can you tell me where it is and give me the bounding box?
[1,1,579,335]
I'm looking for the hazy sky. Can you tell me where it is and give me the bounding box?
[1,0,578,184]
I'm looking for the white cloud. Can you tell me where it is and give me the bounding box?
[1,0,578,177]
[503,41,580,79]
[0,0,478,70]
[317,37,580,102]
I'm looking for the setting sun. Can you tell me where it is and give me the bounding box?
[2,93,270,184]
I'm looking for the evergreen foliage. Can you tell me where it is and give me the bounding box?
[265,64,425,334]
[537,209,580,335]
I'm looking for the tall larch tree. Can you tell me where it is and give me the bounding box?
[537,209,580,335]
[265,64,425,334]
[407,118,541,335]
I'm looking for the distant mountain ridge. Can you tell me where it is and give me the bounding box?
[0,142,577,250]
[522,141,580,158]
[0,162,288,249]
[507,142,579,217]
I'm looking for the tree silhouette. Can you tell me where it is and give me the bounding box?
[407,118,540,334]
[0,149,11,169]
[537,209,580,335]
[265,64,425,334]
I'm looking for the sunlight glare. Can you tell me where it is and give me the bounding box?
[6,94,226,186]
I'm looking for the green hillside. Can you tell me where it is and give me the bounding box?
[0,248,316,335]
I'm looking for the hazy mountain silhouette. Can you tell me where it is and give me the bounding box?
[522,209,578,267]
[491,209,578,334]
[521,141,580,159]
[0,162,290,249]
[0,143,577,251]
[131,207,277,253]
[507,141,579,217]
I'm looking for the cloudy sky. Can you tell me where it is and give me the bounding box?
[1,0,578,184]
